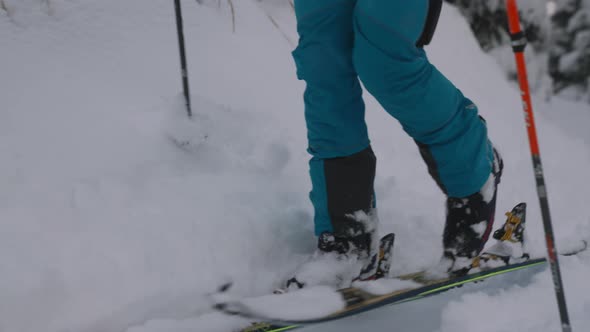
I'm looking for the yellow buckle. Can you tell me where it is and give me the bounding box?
[500,211,522,242]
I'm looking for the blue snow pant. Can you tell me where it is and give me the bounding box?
[293,0,495,236]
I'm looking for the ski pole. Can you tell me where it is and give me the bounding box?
[505,1,572,331]
[174,0,192,118]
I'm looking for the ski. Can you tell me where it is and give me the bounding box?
[215,204,587,332]
[234,259,549,332]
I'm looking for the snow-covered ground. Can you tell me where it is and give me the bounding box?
[1,1,589,332]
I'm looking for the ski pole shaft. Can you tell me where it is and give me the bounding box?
[174,0,192,118]
[505,1,571,331]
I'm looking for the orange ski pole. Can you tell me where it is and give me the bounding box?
[505,1,572,331]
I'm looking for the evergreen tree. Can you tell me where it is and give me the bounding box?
[447,0,590,100]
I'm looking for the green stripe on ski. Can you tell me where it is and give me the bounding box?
[340,259,547,309]
[243,323,298,332]
[253,259,548,332]
[418,260,547,297]
[271,326,297,331]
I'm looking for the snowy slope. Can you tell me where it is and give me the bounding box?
[0,1,589,332]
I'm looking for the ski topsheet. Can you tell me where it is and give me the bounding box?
[213,202,588,332]
[218,257,549,332]
[218,250,588,332]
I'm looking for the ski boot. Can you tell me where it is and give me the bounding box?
[440,148,504,276]
[278,212,388,293]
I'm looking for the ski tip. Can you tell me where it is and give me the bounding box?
[213,302,227,311]
[561,239,588,256]
[212,301,242,316]
[210,282,241,316]
[580,240,588,252]
[218,282,233,293]
[208,281,234,302]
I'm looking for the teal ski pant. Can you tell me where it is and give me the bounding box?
[293,0,495,236]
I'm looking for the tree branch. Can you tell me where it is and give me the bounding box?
[266,12,294,46]
[228,0,235,33]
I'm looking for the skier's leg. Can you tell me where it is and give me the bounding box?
[293,0,376,242]
[353,0,491,197]
[284,0,380,290]
[352,0,502,267]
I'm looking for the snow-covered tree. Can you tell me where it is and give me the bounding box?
[447,0,590,101]
[549,0,590,95]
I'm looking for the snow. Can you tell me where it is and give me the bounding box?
[559,50,583,73]
[471,221,488,237]
[235,286,345,322]
[439,257,590,332]
[548,1,559,17]
[303,261,549,332]
[0,1,589,332]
